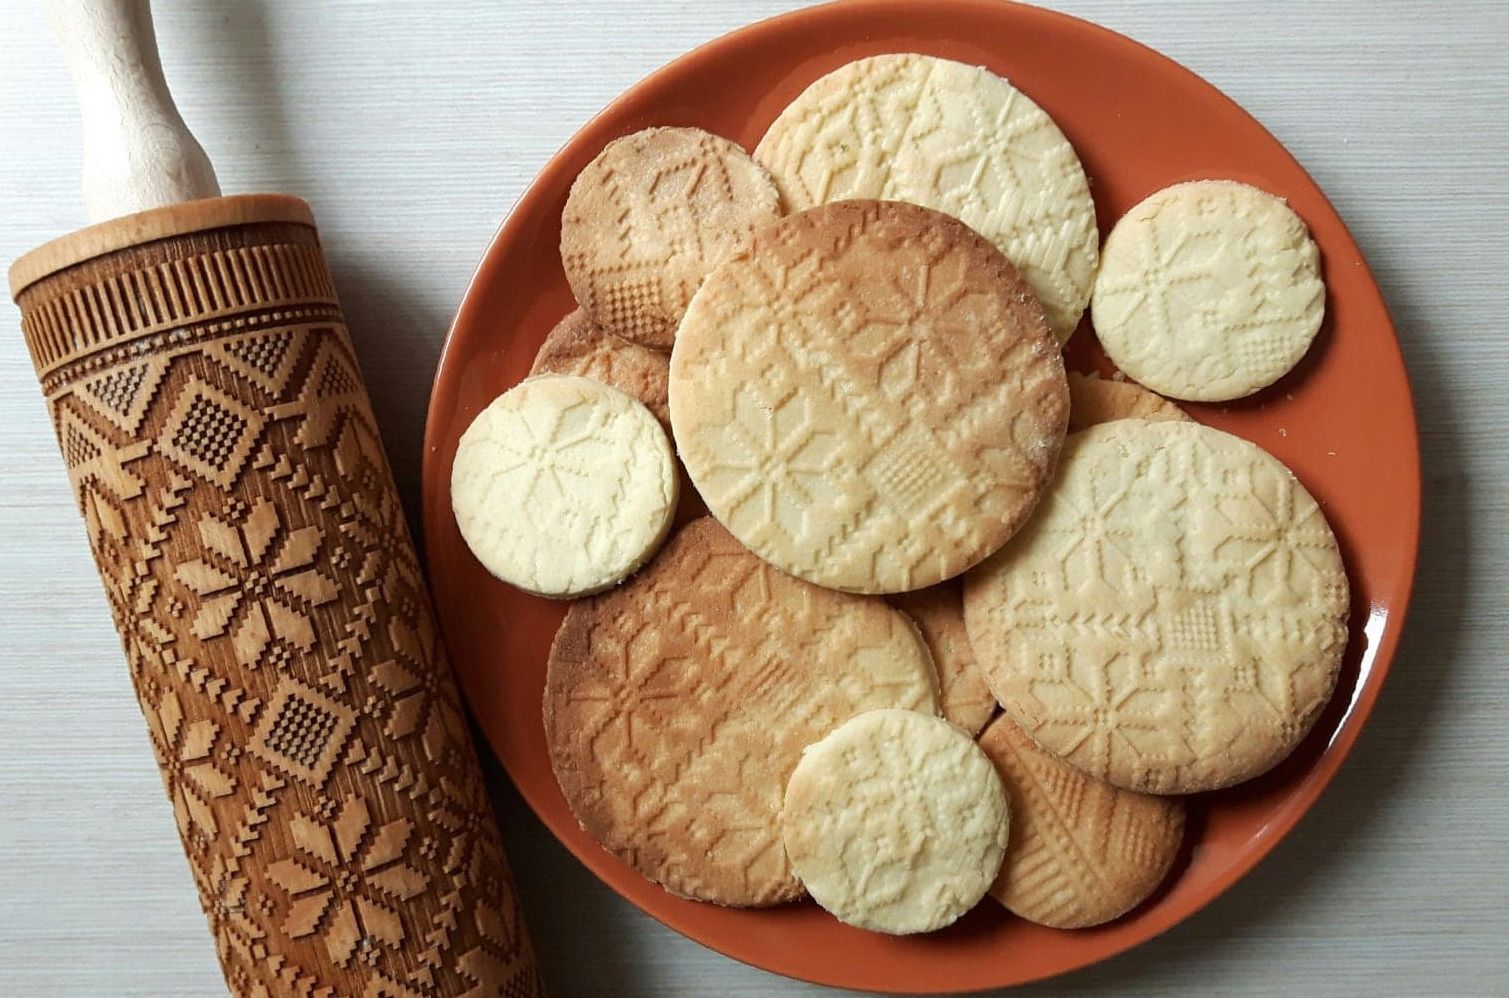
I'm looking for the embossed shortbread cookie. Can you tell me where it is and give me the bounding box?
[978,713,1184,928]
[755,54,1098,340]
[530,308,671,426]
[451,375,676,598]
[781,709,1009,934]
[1066,371,1191,431]
[1091,180,1326,401]
[561,126,783,348]
[545,518,938,906]
[963,420,1349,794]
[890,583,996,736]
[670,200,1069,594]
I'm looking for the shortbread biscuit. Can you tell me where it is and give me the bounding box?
[545,518,938,906]
[755,54,1098,340]
[450,375,676,598]
[978,713,1184,929]
[1091,180,1325,401]
[530,308,671,426]
[561,126,783,348]
[781,709,1008,934]
[1066,371,1191,431]
[963,420,1349,794]
[890,584,995,736]
[670,200,1068,594]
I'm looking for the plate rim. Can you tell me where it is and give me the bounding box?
[421,0,1422,990]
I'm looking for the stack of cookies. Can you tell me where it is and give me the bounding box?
[450,54,1349,937]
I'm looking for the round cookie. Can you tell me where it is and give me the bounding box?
[963,420,1349,794]
[545,518,939,907]
[561,126,783,348]
[978,713,1184,929]
[670,200,1069,594]
[755,53,1098,341]
[1066,371,1191,431]
[890,583,996,736]
[530,308,671,427]
[780,709,1009,935]
[450,375,676,598]
[1091,180,1325,402]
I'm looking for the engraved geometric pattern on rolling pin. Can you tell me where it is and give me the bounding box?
[15,219,540,997]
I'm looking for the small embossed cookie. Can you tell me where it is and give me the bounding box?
[1066,371,1191,431]
[890,583,996,736]
[671,200,1069,594]
[781,709,1009,934]
[450,375,676,598]
[530,308,671,427]
[755,53,1098,340]
[978,713,1184,929]
[561,126,783,348]
[545,518,938,907]
[963,420,1349,794]
[1091,180,1326,401]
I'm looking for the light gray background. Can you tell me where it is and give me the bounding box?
[1,1,1506,994]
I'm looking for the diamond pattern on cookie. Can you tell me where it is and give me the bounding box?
[529,308,670,427]
[450,375,677,599]
[561,127,783,348]
[755,54,1099,340]
[963,420,1349,794]
[979,712,1184,929]
[670,200,1068,594]
[1091,180,1326,401]
[545,519,939,907]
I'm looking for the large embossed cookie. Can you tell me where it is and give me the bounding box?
[978,713,1184,929]
[755,54,1098,340]
[530,308,671,427]
[1091,180,1326,401]
[1066,371,1191,431]
[781,709,1009,934]
[450,375,677,598]
[545,518,939,906]
[561,126,783,348]
[670,200,1069,594]
[963,420,1349,793]
[890,583,996,736]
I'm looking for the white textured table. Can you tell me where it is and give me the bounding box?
[2,2,1506,995]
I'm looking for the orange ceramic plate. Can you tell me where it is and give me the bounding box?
[421,1,1419,991]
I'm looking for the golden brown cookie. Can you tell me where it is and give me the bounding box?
[561,126,783,348]
[670,200,1069,594]
[545,518,939,906]
[530,308,671,427]
[781,709,1008,935]
[978,713,1184,929]
[1066,371,1190,431]
[890,583,996,736]
[963,420,1349,794]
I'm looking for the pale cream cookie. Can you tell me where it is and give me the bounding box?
[450,375,676,598]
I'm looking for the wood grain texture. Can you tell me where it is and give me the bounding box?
[1,1,1505,994]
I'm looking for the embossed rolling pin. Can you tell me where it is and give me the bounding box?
[9,2,542,994]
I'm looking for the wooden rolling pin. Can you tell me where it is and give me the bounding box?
[9,3,542,994]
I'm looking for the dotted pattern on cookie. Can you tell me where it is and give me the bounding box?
[1066,371,1191,431]
[890,582,996,736]
[670,199,1068,594]
[545,518,939,907]
[755,53,1099,340]
[1091,180,1325,402]
[450,375,677,598]
[561,127,783,348]
[978,713,1184,929]
[530,308,671,427]
[780,709,1008,934]
[963,420,1349,794]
